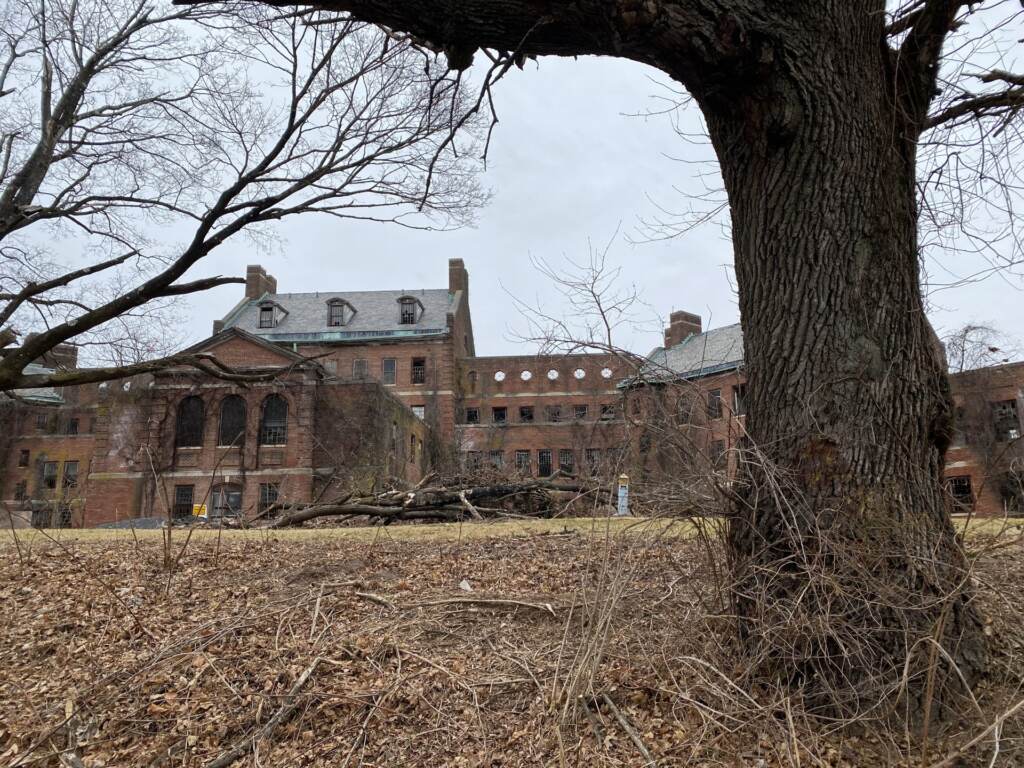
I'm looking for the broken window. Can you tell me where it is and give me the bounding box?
[172,485,193,518]
[946,475,974,511]
[259,483,280,513]
[411,405,425,420]
[175,396,205,448]
[259,394,288,445]
[467,370,478,390]
[538,450,553,478]
[492,406,507,424]
[519,406,534,423]
[733,384,747,416]
[993,400,1020,442]
[55,504,73,528]
[585,448,601,476]
[546,405,562,423]
[411,357,426,384]
[14,481,27,501]
[707,389,722,420]
[35,413,49,432]
[382,358,397,385]
[489,450,504,468]
[62,461,79,489]
[465,451,483,470]
[399,298,418,324]
[258,306,275,328]
[515,450,531,475]
[42,461,58,490]
[327,300,348,327]
[218,395,247,447]
[558,449,575,475]
[352,358,369,379]
[66,417,79,435]
[17,449,29,467]
[709,440,726,468]
[410,433,417,461]
[464,407,480,424]
[211,484,242,519]
[573,404,589,421]
[599,403,616,421]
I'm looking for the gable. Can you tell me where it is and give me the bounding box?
[181,328,308,370]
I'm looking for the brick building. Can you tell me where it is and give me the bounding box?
[1,259,1020,525]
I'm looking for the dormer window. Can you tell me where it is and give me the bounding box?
[398,296,422,325]
[326,298,355,327]
[256,300,287,329]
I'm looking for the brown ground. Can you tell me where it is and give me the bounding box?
[1,520,1023,767]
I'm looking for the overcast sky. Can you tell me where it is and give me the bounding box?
[188,56,1024,358]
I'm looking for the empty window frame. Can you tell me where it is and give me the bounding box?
[410,433,417,461]
[42,461,59,490]
[993,399,1021,442]
[492,406,508,424]
[66,417,79,435]
[258,306,275,328]
[465,451,483,470]
[327,300,347,327]
[538,449,553,478]
[259,482,280,513]
[55,504,73,528]
[707,389,723,420]
[35,413,49,432]
[382,358,397,385]
[62,460,79,489]
[599,403,616,421]
[352,358,369,379]
[489,450,504,468]
[519,406,534,423]
[464,407,480,424]
[17,449,29,467]
[947,475,974,511]
[411,357,426,385]
[709,439,726,468]
[399,298,418,324]
[558,449,575,475]
[14,480,27,501]
[259,394,288,445]
[175,396,205,448]
[732,384,748,416]
[515,450,531,474]
[546,405,562,423]
[585,448,601,476]
[211,484,242,518]
[411,405,425,419]
[573,404,589,421]
[218,395,247,447]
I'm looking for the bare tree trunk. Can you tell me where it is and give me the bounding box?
[700,13,986,711]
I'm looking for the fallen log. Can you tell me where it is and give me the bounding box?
[266,478,611,528]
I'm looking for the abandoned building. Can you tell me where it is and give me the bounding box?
[1,259,1021,526]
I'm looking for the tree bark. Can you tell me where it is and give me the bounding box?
[238,0,987,714]
[694,7,986,713]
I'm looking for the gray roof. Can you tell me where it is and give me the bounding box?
[12,363,65,404]
[222,288,455,344]
[641,323,745,381]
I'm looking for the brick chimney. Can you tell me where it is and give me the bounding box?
[448,258,468,297]
[245,265,277,300]
[664,310,702,348]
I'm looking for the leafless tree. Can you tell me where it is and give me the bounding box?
[225,0,1024,714]
[0,0,486,388]
[944,323,1021,374]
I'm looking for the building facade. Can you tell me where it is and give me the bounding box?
[1,259,1021,526]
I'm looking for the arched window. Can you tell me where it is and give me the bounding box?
[259,394,288,445]
[218,395,247,447]
[175,396,204,447]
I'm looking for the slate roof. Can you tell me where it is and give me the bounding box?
[222,289,455,343]
[639,323,745,382]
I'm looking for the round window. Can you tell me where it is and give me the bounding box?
[601,367,613,379]
[520,370,532,381]
[547,369,559,381]
[574,368,586,380]
[494,371,506,382]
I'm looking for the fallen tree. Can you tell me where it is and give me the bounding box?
[264,476,612,528]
